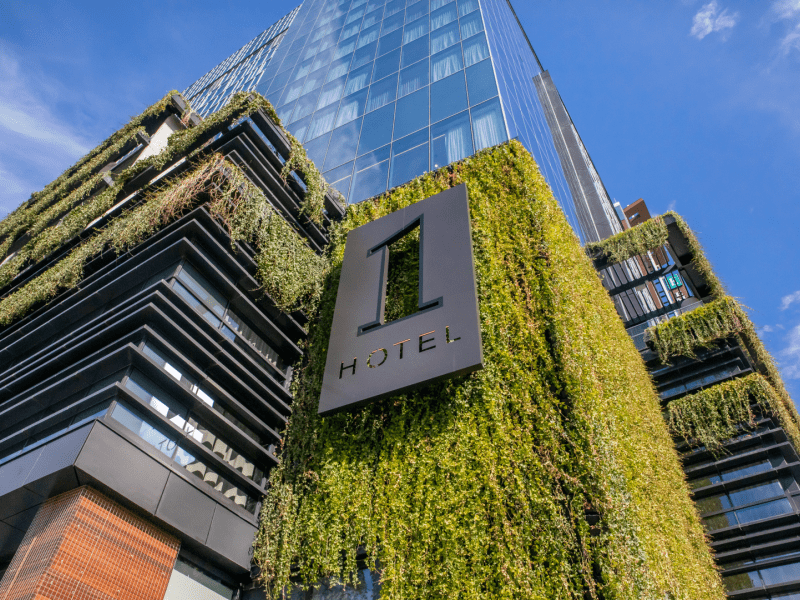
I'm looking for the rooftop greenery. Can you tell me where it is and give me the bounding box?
[253,141,723,600]
[0,92,335,328]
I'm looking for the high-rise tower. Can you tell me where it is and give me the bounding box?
[183,0,621,242]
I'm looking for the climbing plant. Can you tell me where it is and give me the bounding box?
[254,141,723,600]
[666,373,777,454]
[0,91,335,301]
[585,215,668,265]
[0,153,327,326]
[646,296,746,361]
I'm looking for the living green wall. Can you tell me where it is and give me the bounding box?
[254,141,723,600]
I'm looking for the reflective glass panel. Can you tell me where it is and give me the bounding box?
[399,59,429,96]
[358,102,395,154]
[394,86,428,139]
[466,58,498,106]
[430,70,467,122]
[431,109,472,168]
[471,97,507,151]
[324,118,363,170]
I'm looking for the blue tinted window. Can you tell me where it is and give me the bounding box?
[267,70,292,95]
[325,118,363,170]
[352,154,390,203]
[373,48,401,80]
[403,16,429,44]
[431,45,463,82]
[318,76,347,109]
[431,20,459,53]
[431,110,472,168]
[312,47,336,71]
[335,37,357,59]
[466,59,497,106]
[358,103,395,154]
[736,498,792,525]
[458,0,478,16]
[367,73,398,112]
[382,11,405,35]
[305,132,332,166]
[279,80,305,107]
[356,144,392,171]
[277,101,297,123]
[385,0,405,17]
[341,22,362,40]
[430,71,467,122]
[291,57,314,82]
[391,140,429,187]
[430,0,453,8]
[287,115,312,143]
[405,0,429,21]
[459,11,483,39]
[378,28,403,55]
[353,43,378,68]
[394,87,428,139]
[363,7,385,28]
[294,89,322,121]
[399,59,429,96]
[463,31,489,67]
[401,34,429,67]
[325,161,355,185]
[346,7,365,23]
[358,24,381,48]
[471,97,507,151]
[430,3,457,30]
[345,63,374,95]
[327,57,353,82]
[307,103,339,140]
[337,88,369,126]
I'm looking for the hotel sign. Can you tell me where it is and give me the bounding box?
[319,185,483,415]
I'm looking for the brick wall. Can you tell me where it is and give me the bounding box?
[0,486,179,600]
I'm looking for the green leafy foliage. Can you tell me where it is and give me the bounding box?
[253,141,723,600]
[585,216,668,264]
[0,155,327,326]
[666,373,776,454]
[646,296,746,360]
[0,91,333,294]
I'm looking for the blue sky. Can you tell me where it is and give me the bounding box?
[1,1,798,399]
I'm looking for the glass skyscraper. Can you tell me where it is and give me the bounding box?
[183,0,621,243]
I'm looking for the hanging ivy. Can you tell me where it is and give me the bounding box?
[646,296,746,361]
[666,373,775,454]
[585,216,668,264]
[253,141,724,600]
[0,91,334,300]
[0,154,327,326]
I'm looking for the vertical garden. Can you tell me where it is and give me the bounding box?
[254,141,724,600]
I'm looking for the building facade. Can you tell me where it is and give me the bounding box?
[590,207,800,599]
[183,0,621,243]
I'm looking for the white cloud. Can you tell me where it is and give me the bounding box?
[691,1,740,40]
[781,290,800,310]
[771,0,800,21]
[0,45,92,216]
[761,325,776,333]
[781,323,800,379]
[667,199,677,211]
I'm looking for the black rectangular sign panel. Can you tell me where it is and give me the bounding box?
[319,184,483,415]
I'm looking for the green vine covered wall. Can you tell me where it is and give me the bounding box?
[254,141,723,600]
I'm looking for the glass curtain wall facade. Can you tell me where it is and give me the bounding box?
[184,0,621,242]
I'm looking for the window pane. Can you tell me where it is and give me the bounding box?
[430,0,453,9]
[431,44,463,82]
[702,511,736,532]
[471,97,507,151]
[399,60,429,97]
[325,161,355,186]
[431,20,459,53]
[363,7,385,28]
[353,42,378,68]
[760,561,800,586]
[382,11,405,35]
[379,28,404,58]
[335,37,357,60]
[390,132,429,187]
[184,417,264,485]
[358,24,381,49]
[394,86,428,139]
[293,89,322,121]
[735,498,793,525]
[177,263,227,317]
[385,0,405,17]
[351,158,390,203]
[345,63,374,95]
[720,460,772,482]
[307,103,339,140]
[729,481,784,507]
[304,132,332,167]
[302,66,329,95]
[430,3,457,30]
[401,34,429,68]
[325,118,363,170]
[406,0,429,22]
[722,571,761,593]
[459,11,483,39]
[403,16,429,45]
[318,76,347,110]
[463,31,489,67]
[174,448,257,513]
[358,102,395,154]
[287,115,312,143]
[367,73,398,112]
[337,88,369,126]
[458,0,478,16]
[223,311,284,370]
[373,47,401,81]
[430,71,467,123]
[110,403,177,457]
[431,109,472,168]
[466,59,498,106]
[327,57,353,83]
[125,371,187,427]
[172,281,222,328]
